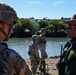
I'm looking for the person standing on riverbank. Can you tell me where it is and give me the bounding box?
[38,28,48,59]
[57,14,76,75]
[28,35,40,75]
[0,3,32,75]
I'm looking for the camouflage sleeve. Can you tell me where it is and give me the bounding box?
[25,64,33,75]
[19,60,32,75]
[15,53,32,75]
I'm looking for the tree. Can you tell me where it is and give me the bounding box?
[29,21,40,34]
[38,20,48,28]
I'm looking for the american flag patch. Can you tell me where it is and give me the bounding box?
[19,63,26,75]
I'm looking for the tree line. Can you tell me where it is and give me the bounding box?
[11,18,68,38]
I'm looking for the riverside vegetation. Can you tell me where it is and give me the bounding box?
[11,18,68,38]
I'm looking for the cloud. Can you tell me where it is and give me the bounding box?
[53,1,63,6]
[27,1,44,4]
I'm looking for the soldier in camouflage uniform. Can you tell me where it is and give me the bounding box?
[29,35,40,75]
[38,28,48,59]
[57,14,76,75]
[64,14,76,75]
[0,3,32,75]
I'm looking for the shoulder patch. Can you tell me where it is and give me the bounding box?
[19,62,27,75]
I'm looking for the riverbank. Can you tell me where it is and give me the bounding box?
[25,56,60,75]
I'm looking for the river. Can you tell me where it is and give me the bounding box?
[7,38,70,59]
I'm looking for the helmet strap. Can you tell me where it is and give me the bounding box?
[4,27,11,41]
[0,27,7,36]
[0,27,11,41]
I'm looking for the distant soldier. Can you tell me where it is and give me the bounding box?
[0,3,32,75]
[28,35,40,75]
[38,28,48,59]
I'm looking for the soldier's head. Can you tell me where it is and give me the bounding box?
[40,28,47,35]
[31,35,38,42]
[64,14,76,38]
[0,3,18,41]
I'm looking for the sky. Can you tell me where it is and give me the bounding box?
[0,0,76,19]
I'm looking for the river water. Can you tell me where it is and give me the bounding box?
[7,38,70,59]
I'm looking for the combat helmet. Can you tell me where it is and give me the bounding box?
[0,3,18,25]
[40,28,47,33]
[32,35,38,40]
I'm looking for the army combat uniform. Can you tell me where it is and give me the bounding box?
[29,41,40,75]
[0,42,32,75]
[0,3,32,75]
[57,38,76,75]
[38,34,48,59]
[57,14,76,75]
[64,38,76,75]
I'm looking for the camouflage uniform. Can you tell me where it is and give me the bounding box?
[29,35,40,75]
[56,39,76,75]
[64,14,76,75]
[64,38,76,75]
[0,3,32,75]
[38,28,48,59]
[0,42,32,75]
[57,14,76,75]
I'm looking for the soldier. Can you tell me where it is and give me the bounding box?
[57,14,76,75]
[64,14,76,75]
[0,3,32,75]
[28,35,40,75]
[38,28,48,59]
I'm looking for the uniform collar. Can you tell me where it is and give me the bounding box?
[0,42,7,52]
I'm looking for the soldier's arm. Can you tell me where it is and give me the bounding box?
[19,60,32,75]
[25,64,33,75]
[15,53,33,75]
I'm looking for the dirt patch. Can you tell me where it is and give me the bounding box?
[25,57,60,75]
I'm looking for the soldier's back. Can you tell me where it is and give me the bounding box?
[0,42,32,75]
